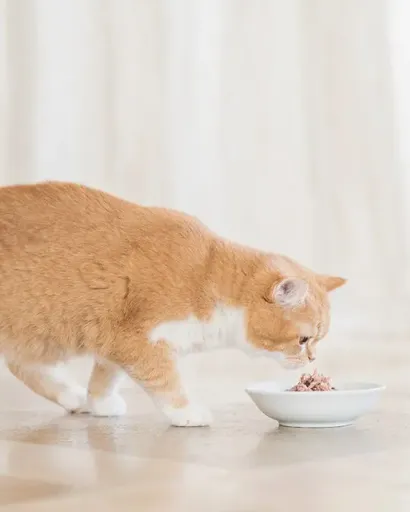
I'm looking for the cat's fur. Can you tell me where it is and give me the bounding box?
[0,182,345,426]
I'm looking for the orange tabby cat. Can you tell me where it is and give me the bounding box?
[0,182,345,426]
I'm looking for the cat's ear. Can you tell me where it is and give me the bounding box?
[265,278,308,307]
[318,275,346,292]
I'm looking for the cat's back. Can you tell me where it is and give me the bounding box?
[0,181,211,268]
[0,181,135,230]
[0,181,205,237]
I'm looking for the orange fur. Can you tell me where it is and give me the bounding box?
[0,182,345,424]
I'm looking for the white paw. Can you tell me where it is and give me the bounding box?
[88,393,127,417]
[163,403,213,427]
[58,387,89,414]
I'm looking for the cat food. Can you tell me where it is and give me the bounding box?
[289,370,335,392]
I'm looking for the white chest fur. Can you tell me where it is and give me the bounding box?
[149,304,248,355]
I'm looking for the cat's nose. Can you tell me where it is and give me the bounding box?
[308,354,316,362]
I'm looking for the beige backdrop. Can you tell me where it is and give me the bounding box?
[0,0,409,343]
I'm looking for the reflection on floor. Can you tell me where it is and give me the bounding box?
[0,341,409,511]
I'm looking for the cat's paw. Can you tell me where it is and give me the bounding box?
[163,403,213,427]
[58,387,89,414]
[88,393,127,417]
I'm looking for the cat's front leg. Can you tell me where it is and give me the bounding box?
[116,339,212,427]
[161,401,213,427]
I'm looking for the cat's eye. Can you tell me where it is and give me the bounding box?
[299,336,310,345]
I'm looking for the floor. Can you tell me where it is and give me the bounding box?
[0,341,409,512]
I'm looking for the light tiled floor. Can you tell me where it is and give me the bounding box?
[0,341,409,511]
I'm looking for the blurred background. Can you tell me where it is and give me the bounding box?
[0,0,409,380]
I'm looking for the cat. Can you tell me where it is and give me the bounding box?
[0,182,345,426]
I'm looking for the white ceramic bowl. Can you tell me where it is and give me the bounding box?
[246,380,385,428]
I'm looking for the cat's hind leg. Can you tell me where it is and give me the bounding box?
[6,360,88,413]
[87,359,127,417]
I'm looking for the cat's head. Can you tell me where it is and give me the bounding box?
[244,260,345,369]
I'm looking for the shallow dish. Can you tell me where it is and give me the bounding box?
[246,380,385,428]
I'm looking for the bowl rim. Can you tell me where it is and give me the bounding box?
[245,380,386,397]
